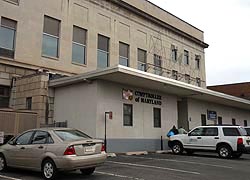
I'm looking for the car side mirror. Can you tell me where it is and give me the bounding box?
[8,140,16,146]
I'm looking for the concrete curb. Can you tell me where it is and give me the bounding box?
[125,151,148,156]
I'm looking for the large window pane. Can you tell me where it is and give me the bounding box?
[154,54,162,75]
[97,50,109,68]
[119,57,128,67]
[42,34,58,57]
[119,42,129,58]
[98,35,109,52]
[73,26,86,45]
[72,43,85,64]
[43,16,60,37]
[0,27,15,50]
[184,50,189,65]
[138,49,146,71]
[123,104,133,126]
[153,108,161,128]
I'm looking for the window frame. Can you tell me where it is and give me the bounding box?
[195,55,200,69]
[0,17,17,59]
[184,50,189,65]
[171,48,177,62]
[72,26,87,65]
[119,42,129,67]
[137,48,147,72]
[42,16,61,59]
[123,104,133,127]
[14,131,35,145]
[153,107,161,128]
[154,54,162,75]
[97,34,110,69]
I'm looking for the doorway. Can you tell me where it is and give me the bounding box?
[201,114,206,126]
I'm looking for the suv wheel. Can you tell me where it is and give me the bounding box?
[42,159,57,180]
[171,142,183,155]
[218,145,232,158]
[0,154,7,172]
[80,167,95,175]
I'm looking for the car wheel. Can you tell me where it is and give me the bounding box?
[232,152,242,159]
[0,154,7,172]
[171,142,183,155]
[80,167,95,175]
[42,159,57,180]
[218,145,232,158]
[185,149,194,155]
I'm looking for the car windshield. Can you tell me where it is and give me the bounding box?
[54,129,92,141]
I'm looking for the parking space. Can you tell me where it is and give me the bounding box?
[1,152,250,180]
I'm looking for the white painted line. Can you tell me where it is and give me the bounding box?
[95,171,144,180]
[107,161,200,175]
[0,175,22,180]
[121,156,233,169]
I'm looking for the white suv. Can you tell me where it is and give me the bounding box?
[168,126,250,158]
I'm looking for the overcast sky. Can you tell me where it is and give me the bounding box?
[148,0,250,86]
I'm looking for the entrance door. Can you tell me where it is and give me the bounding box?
[201,114,206,126]
[218,116,222,125]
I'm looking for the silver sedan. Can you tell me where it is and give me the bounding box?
[0,128,107,180]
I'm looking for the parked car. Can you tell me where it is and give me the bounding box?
[0,128,107,180]
[244,126,250,136]
[168,125,250,158]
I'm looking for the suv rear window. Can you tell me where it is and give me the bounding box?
[223,128,240,136]
[245,128,250,136]
[54,129,91,141]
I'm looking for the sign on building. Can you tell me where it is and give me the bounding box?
[207,110,217,120]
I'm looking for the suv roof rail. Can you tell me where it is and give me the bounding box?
[206,124,240,126]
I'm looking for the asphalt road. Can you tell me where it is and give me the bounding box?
[1,152,250,180]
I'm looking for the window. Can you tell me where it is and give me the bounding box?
[218,116,222,125]
[154,54,162,75]
[0,86,10,108]
[223,128,240,136]
[185,74,190,84]
[232,118,236,125]
[0,17,17,58]
[26,97,32,110]
[123,104,133,126]
[42,16,60,58]
[119,42,129,67]
[171,45,177,62]
[195,55,200,69]
[97,35,109,68]
[172,70,178,80]
[196,78,201,87]
[203,128,218,136]
[244,120,248,127]
[137,49,147,71]
[184,50,189,65]
[4,0,19,4]
[189,128,204,136]
[54,129,91,141]
[153,108,161,128]
[15,131,34,145]
[72,26,86,65]
[31,131,48,144]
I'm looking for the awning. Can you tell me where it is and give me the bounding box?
[49,65,250,110]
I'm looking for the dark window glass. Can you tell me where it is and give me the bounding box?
[172,70,178,80]
[223,128,240,136]
[0,86,10,108]
[54,129,91,141]
[72,26,86,64]
[42,16,60,57]
[189,128,204,136]
[244,120,248,127]
[26,97,32,110]
[31,131,48,144]
[97,35,109,68]
[153,108,161,128]
[0,17,17,58]
[138,49,147,71]
[172,49,177,62]
[185,74,190,84]
[15,131,34,145]
[154,54,162,75]
[195,55,200,69]
[245,128,250,135]
[232,118,236,125]
[218,116,222,125]
[184,50,189,65]
[119,42,129,67]
[123,104,133,126]
[203,128,218,136]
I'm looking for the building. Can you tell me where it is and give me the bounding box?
[208,82,250,100]
[1,0,250,152]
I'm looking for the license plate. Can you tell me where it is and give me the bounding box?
[85,146,94,153]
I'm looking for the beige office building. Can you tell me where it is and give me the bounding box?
[0,0,250,151]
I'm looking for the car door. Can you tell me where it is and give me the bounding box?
[27,130,50,170]
[201,127,219,150]
[5,131,35,167]
[184,127,204,149]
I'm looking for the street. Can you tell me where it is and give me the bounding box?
[1,152,250,180]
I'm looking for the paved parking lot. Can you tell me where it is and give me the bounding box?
[1,152,250,180]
